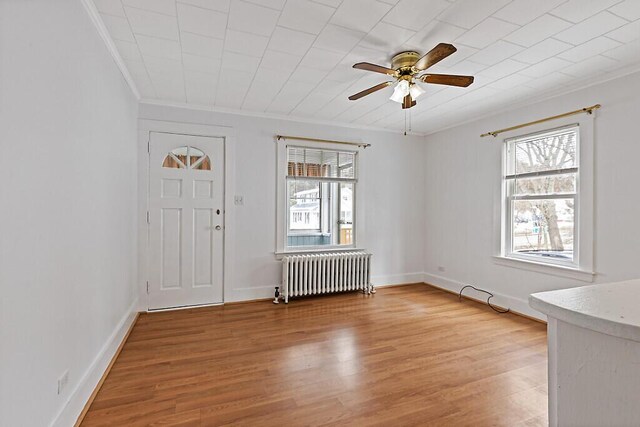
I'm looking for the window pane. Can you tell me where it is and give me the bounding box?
[286,180,356,248]
[172,146,189,156]
[288,180,319,198]
[301,149,329,177]
[162,154,185,169]
[512,198,574,261]
[188,147,211,170]
[287,147,304,176]
[287,147,356,179]
[338,152,355,179]
[288,181,320,231]
[508,129,577,175]
[163,146,188,169]
[287,147,330,177]
[339,183,354,245]
[171,146,189,167]
[163,146,211,170]
[192,156,211,170]
[513,173,576,195]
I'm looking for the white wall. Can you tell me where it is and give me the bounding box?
[2,2,636,425]
[0,1,139,426]
[138,103,426,304]
[423,71,640,318]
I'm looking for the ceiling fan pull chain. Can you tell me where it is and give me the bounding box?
[404,111,407,136]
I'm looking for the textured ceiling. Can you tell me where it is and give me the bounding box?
[93,0,640,134]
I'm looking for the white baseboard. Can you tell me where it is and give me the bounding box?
[423,272,546,321]
[51,299,139,427]
[225,286,275,303]
[372,272,426,286]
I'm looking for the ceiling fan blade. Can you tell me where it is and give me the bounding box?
[420,74,474,87]
[413,43,457,71]
[402,94,416,110]
[353,62,396,76]
[348,81,393,101]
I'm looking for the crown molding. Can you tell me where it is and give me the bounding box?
[80,0,141,100]
[138,98,428,138]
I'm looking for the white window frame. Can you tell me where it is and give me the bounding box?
[276,139,365,255]
[504,124,580,267]
[494,114,595,282]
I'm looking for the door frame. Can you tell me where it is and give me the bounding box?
[138,119,236,311]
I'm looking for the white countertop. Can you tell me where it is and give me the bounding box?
[530,279,640,343]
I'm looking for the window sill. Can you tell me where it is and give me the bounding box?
[493,256,595,282]
[275,247,365,260]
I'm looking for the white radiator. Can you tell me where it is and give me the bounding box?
[281,252,373,303]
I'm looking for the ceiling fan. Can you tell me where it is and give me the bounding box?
[348,43,474,109]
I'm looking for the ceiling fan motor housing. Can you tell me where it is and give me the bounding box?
[391,51,421,75]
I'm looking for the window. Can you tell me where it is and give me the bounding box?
[495,114,594,282]
[162,146,211,170]
[278,144,358,251]
[503,125,579,266]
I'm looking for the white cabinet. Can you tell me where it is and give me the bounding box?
[530,280,640,427]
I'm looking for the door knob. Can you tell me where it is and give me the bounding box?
[215,225,222,230]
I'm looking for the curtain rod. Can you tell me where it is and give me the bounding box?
[276,135,370,148]
[480,104,601,138]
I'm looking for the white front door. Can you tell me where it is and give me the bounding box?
[148,132,224,310]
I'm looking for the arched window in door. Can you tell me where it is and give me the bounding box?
[162,146,211,170]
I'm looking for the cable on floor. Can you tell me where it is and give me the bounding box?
[458,284,510,314]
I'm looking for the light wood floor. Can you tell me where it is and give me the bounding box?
[81,284,548,426]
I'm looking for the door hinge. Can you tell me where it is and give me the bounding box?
[147,139,150,153]
[146,281,149,294]
[146,211,150,224]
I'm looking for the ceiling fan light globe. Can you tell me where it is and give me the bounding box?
[409,83,425,100]
[389,88,405,103]
[389,80,410,103]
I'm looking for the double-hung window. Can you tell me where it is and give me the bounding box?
[503,125,579,267]
[278,144,358,251]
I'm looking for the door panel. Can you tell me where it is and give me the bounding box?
[149,132,224,310]
[193,208,213,287]
[161,208,182,289]
[161,179,182,198]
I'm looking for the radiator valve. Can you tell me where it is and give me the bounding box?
[273,286,280,304]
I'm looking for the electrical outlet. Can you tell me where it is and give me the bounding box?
[57,370,69,395]
[437,266,445,272]
[234,195,244,206]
